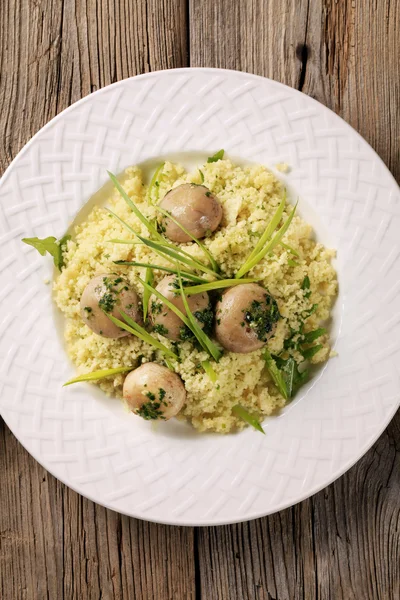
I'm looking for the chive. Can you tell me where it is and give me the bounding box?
[156,206,220,272]
[164,357,174,371]
[143,267,153,322]
[232,405,265,434]
[107,207,221,278]
[139,275,219,360]
[137,234,222,279]
[182,278,260,296]
[108,171,162,240]
[287,259,298,267]
[147,162,165,203]
[113,261,206,283]
[263,349,288,400]
[138,277,193,330]
[281,241,300,257]
[63,366,133,387]
[107,312,178,359]
[199,169,205,183]
[235,202,297,278]
[207,149,225,163]
[176,269,221,361]
[245,191,286,264]
[201,360,217,383]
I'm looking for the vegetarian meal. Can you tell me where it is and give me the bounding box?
[22,151,337,433]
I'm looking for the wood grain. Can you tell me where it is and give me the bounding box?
[1,0,400,599]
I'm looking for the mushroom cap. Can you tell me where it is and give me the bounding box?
[80,274,142,338]
[123,363,186,420]
[160,183,223,242]
[215,283,279,353]
[149,275,210,341]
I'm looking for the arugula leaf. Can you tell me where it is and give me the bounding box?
[232,405,265,434]
[281,358,308,397]
[263,350,288,400]
[303,328,326,343]
[22,234,71,270]
[301,345,322,360]
[207,149,225,163]
[301,275,311,298]
[273,356,308,398]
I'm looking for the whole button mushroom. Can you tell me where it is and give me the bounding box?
[123,363,186,420]
[160,183,223,242]
[215,283,280,353]
[80,273,142,338]
[148,275,211,341]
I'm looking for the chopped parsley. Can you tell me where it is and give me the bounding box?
[99,292,117,312]
[205,191,212,197]
[98,275,129,313]
[179,325,195,342]
[193,304,214,334]
[136,388,169,420]
[151,300,163,315]
[243,294,280,341]
[153,323,169,336]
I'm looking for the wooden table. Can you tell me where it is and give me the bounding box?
[1,1,399,598]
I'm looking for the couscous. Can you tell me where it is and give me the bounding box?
[28,153,338,433]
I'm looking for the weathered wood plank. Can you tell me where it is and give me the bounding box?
[0,1,193,599]
[190,0,400,181]
[190,0,400,598]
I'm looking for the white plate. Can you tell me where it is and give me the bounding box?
[1,68,399,526]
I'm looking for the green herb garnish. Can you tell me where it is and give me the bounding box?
[263,350,288,400]
[108,172,161,240]
[236,198,297,278]
[98,292,117,313]
[232,405,265,434]
[147,162,165,203]
[63,366,133,386]
[176,268,222,362]
[22,233,71,270]
[274,355,309,398]
[199,169,205,183]
[301,276,311,298]
[207,149,225,163]
[182,278,259,296]
[201,360,217,383]
[107,312,178,359]
[281,241,300,257]
[193,304,214,335]
[243,295,280,341]
[113,260,206,283]
[153,323,169,336]
[143,267,153,322]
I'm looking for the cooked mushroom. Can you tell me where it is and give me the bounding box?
[148,275,211,341]
[80,274,142,338]
[215,283,280,353]
[123,363,186,420]
[159,183,223,242]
